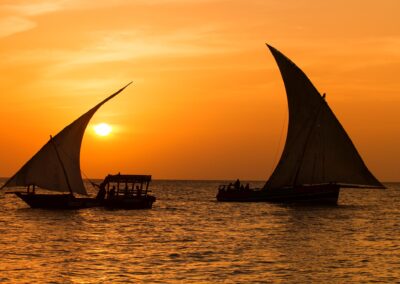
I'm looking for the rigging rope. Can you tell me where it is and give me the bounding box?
[57,145,99,190]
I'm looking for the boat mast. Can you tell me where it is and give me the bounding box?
[292,99,325,187]
[50,135,74,196]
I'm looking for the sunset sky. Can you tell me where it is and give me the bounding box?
[0,0,399,181]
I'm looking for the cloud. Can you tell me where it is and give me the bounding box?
[2,2,63,16]
[8,27,236,73]
[0,25,238,95]
[1,0,214,16]
[0,0,219,38]
[0,16,36,38]
[0,1,60,38]
[63,29,234,66]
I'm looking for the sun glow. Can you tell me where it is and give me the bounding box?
[94,123,112,136]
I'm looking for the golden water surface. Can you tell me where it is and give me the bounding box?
[1,181,399,283]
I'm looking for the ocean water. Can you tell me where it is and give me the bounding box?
[0,180,399,283]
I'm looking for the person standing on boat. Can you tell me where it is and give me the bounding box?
[96,185,106,200]
[234,179,240,189]
[109,186,116,199]
[136,185,142,197]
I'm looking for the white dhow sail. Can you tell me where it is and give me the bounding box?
[264,45,384,189]
[2,82,132,195]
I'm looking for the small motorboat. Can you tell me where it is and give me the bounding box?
[96,174,156,209]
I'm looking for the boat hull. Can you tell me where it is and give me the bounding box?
[15,192,101,209]
[216,184,340,205]
[103,195,156,210]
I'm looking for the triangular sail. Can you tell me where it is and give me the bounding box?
[264,45,384,189]
[1,82,132,195]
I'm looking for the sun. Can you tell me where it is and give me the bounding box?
[94,123,112,136]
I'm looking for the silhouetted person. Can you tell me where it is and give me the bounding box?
[136,185,142,197]
[109,186,116,199]
[234,179,240,189]
[245,183,250,191]
[96,185,106,200]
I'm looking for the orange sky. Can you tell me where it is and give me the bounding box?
[0,0,399,181]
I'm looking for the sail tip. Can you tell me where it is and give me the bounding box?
[123,81,133,89]
[113,81,134,94]
[265,43,276,51]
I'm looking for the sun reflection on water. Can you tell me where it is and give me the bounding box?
[0,181,400,282]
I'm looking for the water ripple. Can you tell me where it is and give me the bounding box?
[0,181,399,282]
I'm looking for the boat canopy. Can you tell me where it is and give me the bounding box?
[98,174,152,198]
[102,174,152,184]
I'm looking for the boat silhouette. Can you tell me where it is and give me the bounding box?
[95,174,156,209]
[217,44,385,204]
[1,83,132,209]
